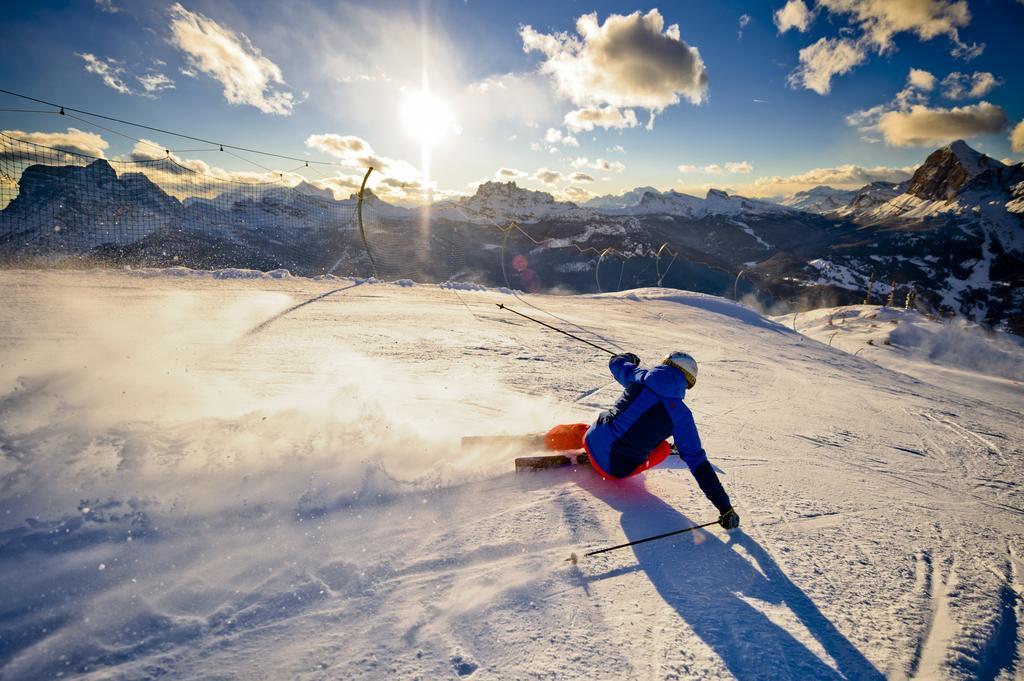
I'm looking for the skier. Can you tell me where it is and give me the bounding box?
[546,351,740,530]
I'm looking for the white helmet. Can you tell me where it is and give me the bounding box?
[663,351,698,389]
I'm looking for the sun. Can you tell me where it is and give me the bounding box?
[401,89,453,147]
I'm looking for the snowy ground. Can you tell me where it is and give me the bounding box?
[775,305,1024,413]
[1,270,1022,680]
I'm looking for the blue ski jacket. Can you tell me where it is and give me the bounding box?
[584,354,731,511]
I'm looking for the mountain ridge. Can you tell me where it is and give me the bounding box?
[2,140,1022,332]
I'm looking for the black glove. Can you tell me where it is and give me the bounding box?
[616,352,641,365]
[718,506,740,530]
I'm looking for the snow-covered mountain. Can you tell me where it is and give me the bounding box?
[584,186,794,218]
[830,180,906,218]
[2,141,1021,332]
[757,140,1024,333]
[431,181,592,223]
[1,159,181,251]
[335,187,414,220]
[778,185,857,214]
[291,180,336,201]
[838,141,1022,231]
[427,182,796,225]
[780,141,1015,223]
[907,139,1004,200]
[581,186,659,209]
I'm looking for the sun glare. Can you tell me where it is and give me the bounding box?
[401,90,453,147]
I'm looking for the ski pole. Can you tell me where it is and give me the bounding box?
[567,519,720,564]
[496,303,615,356]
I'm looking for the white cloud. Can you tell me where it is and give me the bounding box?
[314,173,371,198]
[818,0,980,56]
[738,14,752,39]
[787,37,867,95]
[564,105,639,133]
[1,127,109,160]
[786,0,983,96]
[607,144,625,154]
[544,128,563,144]
[725,161,753,173]
[774,0,813,32]
[137,71,176,96]
[539,127,579,149]
[571,157,625,173]
[678,161,753,174]
[127,139,302,187]
[874,101,1008,146]
[532,168,563,185]
[847,68,1004,146]
[847,67,940,133]
[496,167,527,179]
[78,53,175,99]
[746,163,916,196]
[941,71,1001,99]
[908,68,936,91]
[521,9,707,128]
[95,0,120,13]
[304,133,422,183]
[599,159,625,173]
[305,134,375,163]
[559,185,594,202]
[568,172,595,182]
[1011,121,1024,154]
[950,41,984,61]
[167,3,295,115]
[77,53,131,94]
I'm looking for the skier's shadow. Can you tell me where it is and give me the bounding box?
[581,477,884,680]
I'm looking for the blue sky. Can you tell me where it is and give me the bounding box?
[1,0,1022,204]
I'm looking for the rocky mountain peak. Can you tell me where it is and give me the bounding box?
[907,140,1004,201]
[292,180,334,200]
[780,186,858,214]
[83,159,118,184]
[803,185,842,197]
[475,180,513,195]
[463,181,566,208]
[581,186,659,209]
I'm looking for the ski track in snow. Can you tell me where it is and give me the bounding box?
[0,270,1021,680]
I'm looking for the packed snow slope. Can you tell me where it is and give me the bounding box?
[775,305,1024,414]
[1,270,1022,680]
